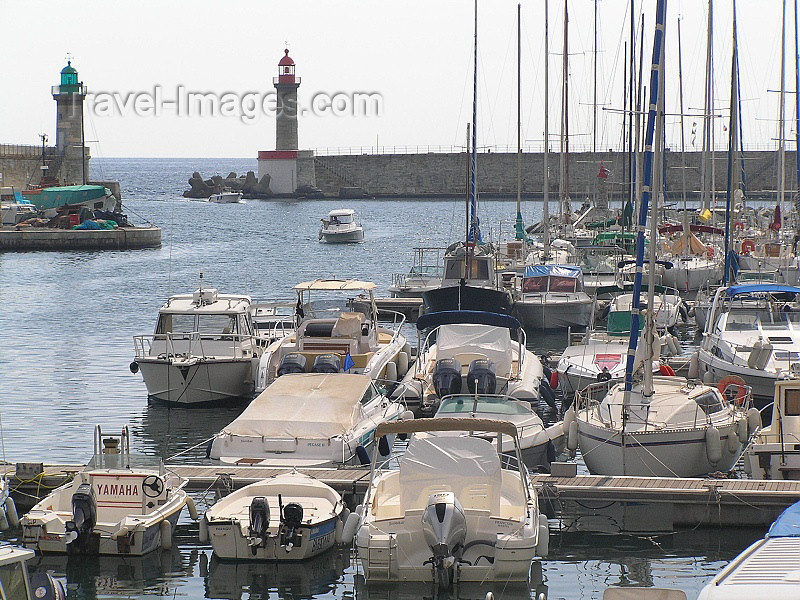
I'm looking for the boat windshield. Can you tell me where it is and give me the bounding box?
[437,395,532,416]
[87,453,164,472]
[722,308,800,331]
[693,390,724,415]
[156,314,239,335]
[0,559,28,600]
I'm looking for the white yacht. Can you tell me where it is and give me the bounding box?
[511,265,593,330]
[208,191,243,203]
[208,373,410,467]
[131,286,262,406]
[201,471,346,561]
[746,377,800,479]
[22,425,190,556]
[391,310,549,416]
[319,208,364,243]
[697,500,800,599]
[348,417,549,588]
[254,279,409,392]
[696,284,800,402]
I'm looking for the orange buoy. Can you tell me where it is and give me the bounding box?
[741,239,756,254]
[659,364,677,376]
[717,374,748,404]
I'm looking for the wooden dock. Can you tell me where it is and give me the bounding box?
[9,463,799,531]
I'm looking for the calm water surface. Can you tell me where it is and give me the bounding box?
[0,158,766,599]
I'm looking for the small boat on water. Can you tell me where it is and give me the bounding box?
[254,279,409,392]
[388,247,445,298]
[746,376,800,479]
[208,372,410,467]
[319,209,364,243]
[391,310,550,416]
[348,417,549,587]
[510,264,593,330]
[208,191,243,203]
[696,284,800,403]
[201,471,346,561]
[0,545,65,599]
[697,499,800,599]
[21,425,190,556]
[131,285,263,406]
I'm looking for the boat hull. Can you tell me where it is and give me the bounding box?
[746,444,800,480]
[696,350,777,404]
[137,358,256,406]
[320,229,364,243]
[576,417,743,477]
[513,297,593,330]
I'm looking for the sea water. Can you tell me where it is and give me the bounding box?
[0,158,766,599]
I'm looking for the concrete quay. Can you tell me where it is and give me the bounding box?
[0,225,162,251]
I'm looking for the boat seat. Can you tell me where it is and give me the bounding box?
[332,312,365,339]
[301,321,336,337]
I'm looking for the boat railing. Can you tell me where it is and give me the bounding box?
[376,308,407,341]
[133,331,257,359]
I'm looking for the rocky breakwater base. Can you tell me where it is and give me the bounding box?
[184,171,324,200]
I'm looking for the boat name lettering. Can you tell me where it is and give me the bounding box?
[307,442,325,447]
[96,483,140,497]
[310,530,334,553]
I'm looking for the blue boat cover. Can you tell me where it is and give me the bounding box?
[523,265,583,279]
[767,500,800,538]
[726,284,800,297]
[416,310,522,331]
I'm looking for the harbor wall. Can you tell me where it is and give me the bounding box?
[0,144,88,190]
[313,150,799,200]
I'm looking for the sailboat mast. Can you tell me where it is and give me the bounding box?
[469,0,480,243]
[724,0,740,285]
[795,0,800,219]
[623,0,667,396]
[515,2,524,240]
[593,0,598,153]
[779,0,787,229]
[560,0,570,223]
[700,0,713,212]
[678,17,688,234]
[543,0,551,249]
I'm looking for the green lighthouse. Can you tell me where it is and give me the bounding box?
[51,60,88,183]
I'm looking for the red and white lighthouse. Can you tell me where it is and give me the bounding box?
[274,49,300,151]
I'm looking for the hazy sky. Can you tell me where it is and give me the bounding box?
[0,0,791,158]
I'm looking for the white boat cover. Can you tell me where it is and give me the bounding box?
[436,324,513,375]
[221,373,369,439]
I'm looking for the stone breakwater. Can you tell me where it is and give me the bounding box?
[184,170,273,199]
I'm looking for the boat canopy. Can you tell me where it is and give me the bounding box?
[523,264,583,279]
[416,310,521,331]
[328,209,355,217]
[24,185,111,210]
[768,500,800,538]
[725,284,800,297]
[436,324,513,375]
[221,373,372,439]
[375,416,518,438]
[294,279,376,292]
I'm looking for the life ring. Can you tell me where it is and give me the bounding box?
[734,221,745,231]
[741,239,756,254]
[717,375,747,404]
[706,245,715,259]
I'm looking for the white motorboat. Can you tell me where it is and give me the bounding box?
[319,209,364,243]
[574,376,754,477]
[254,279,409,392]
[511,265,593,330]
[0,545,65,599]
[209,372,411,467]
[0,187,38,225]
[600,283,687,332]
[433,394,565,472]
[208,191,243,203]
[21,425,190,556]
[391,310,550,416]
[697,499,800,599]
[202,471,346,561]
[696,284,800,403]
[348,417,549,587]
[388,247,445,298]
[746,376,800,479]
[131,285,262,406]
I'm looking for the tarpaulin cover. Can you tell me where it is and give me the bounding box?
[221,373,369,439]
[523,264,583,280]
[768,500,800,538]
[436,324,513,376]
[30,185,110,210]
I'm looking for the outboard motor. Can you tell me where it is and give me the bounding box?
[422,492,467,589]
[279,495,304,551]
[433,358,462,398]
[312,354,341,373]
[277,353,307,376]
[248,496,270,552]
[467,359,496,395]
[65,483,96,553]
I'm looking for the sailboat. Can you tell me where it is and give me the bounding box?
[573,0,752,478]
[421,2,512,316]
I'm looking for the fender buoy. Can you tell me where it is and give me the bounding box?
[341,510,361,545]
[539,380,557,409]
[737,417,749,444]
[536,513,550,558]
[747,407,762,435]
[659,364,677,376]
[355,445,370,465]
[186,496,199,521]
[688,351,700,380]
[717,375,747,404]
[334,518,344,546]
[741,239,756,254]
[4,497,18,528]
[198,516,209,543]
[396,352,409,377]
[706,245,715,259]
[567,421,579,453]
[705,426,722,465]
[727,428,740,453]
[160,520,173,550]
[378,435,391,457]
[550,371,559,390]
